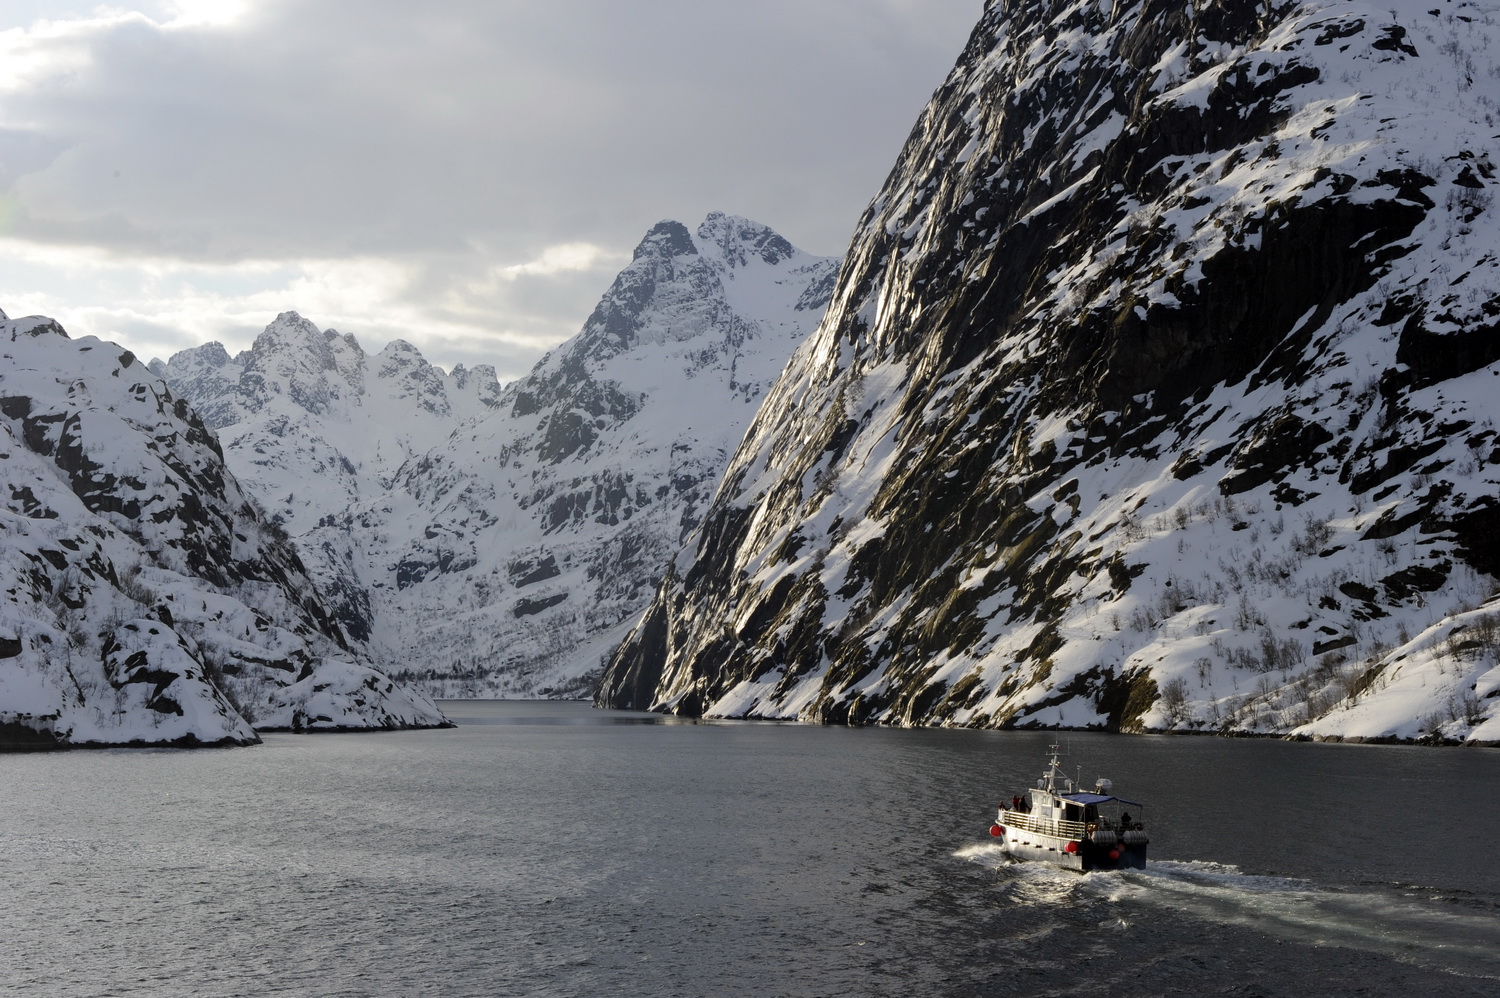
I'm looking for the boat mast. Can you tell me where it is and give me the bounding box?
[1042,743,1073,794]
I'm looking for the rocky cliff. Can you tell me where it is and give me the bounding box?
[599,0,1500,744]
[1,311,448,748]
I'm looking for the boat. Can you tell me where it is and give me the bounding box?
[988,744,1148,871]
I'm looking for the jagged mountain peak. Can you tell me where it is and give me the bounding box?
[451,361,499,386]
[176,340,234,368]
[159,312,501,536]
[371,337,439,385]
[152,340,244,426]
[377,338,423,360]
[696,211,797,269]
[633,219,699,261]
[527,213,836,391]
[371,339,454,417]
[212,310,355,423]
[252,310,335,359]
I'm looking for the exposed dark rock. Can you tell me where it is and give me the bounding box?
[513,593,568,618]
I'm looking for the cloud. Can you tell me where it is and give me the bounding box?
[493,243,625,281]
[0,0,981,374]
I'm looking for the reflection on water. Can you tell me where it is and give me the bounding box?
[2,701,1497,997]
[440,699,792,725]
[447,713,669,726]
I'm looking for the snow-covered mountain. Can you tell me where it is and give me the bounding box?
[164,214,838,697]
[1,310,448,748]
[599,0,1500,745]
[156,312,501,536]
[315,214,838,696]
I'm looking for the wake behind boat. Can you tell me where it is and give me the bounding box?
[988,744,1148,872]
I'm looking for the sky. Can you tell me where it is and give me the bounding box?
[0,0,981,380]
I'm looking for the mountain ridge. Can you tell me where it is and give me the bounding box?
[1,308,449,748]
[158,310,502,536]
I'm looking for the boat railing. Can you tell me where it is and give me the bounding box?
[1000,809,1088,840]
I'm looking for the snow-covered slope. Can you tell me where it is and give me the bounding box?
[293,213,839,696]
[1,310,448,748]
[157,312,501,537]
[599,0,1500,745]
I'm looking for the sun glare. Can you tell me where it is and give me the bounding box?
[163,0,251,28]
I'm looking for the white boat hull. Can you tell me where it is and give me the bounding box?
[994,812,1147,872]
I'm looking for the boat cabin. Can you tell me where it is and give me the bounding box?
[1028,788,1139,826]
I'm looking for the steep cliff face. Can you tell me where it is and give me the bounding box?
[1,311,447,748]
[600,0,1500,744]
[308,214,839,696]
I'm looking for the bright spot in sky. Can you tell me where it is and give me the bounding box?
[498,244,626,280]
[163,1,252,26]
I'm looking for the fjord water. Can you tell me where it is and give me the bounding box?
[3,702,1497,997]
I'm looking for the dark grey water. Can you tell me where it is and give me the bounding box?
[2,701,1497,997]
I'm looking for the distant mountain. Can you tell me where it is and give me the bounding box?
[599,0,1500,745]
[164,214,838,697]
[1,310,448,748]
[156,312,501,536]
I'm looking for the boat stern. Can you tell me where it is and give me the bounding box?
[990,809,1148,872]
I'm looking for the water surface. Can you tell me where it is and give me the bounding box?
[2,701,1496,997]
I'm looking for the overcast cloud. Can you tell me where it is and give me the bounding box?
[0,0,980,378]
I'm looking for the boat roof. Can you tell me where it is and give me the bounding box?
[1059,792,1141,807]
